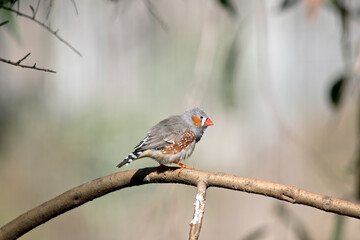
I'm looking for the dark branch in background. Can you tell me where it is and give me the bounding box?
[46,0,54,19]
[0,20,9,26]
[0,52,56,73]
[29,0,40,19]
[142,0,168,32]
[70,0,79,15]
[0,5,82,57]
[1,167,360,240]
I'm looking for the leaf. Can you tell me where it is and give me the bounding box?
[329,75,347,108]
[279,0,301,11]
[330,0,349,17]
[217,0,236,16]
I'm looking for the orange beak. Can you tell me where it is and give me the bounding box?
[204,118,214,126]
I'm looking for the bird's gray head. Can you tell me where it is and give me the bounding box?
[181,108,214,142]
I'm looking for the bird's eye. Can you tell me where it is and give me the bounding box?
[200,116,203,119]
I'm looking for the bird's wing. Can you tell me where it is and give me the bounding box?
[136,115,189,151]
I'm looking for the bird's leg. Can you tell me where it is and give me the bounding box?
[174,162,194,174]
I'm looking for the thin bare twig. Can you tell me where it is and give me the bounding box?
[1,167,360,240]
[142,0,168,32]
[46,0,54,19]
[0,5,82,57]
[70,0,79,16]
[29,0,40,19]
[0,53,56,73]
[0,20,9,27]
[15,52,31,64]
[189,181,207,240]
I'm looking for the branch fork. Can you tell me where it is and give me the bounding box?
[189,181,207,240]
[1,167,360,240]
[0,52,56,73]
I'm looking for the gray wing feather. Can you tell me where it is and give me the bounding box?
[136,115,188,151]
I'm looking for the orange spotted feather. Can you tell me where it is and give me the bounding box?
[161,130,196,155]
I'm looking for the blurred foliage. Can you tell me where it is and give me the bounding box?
[330,0,350,17]
[279,0,301,11]
[0,9,20,40]
[357,115,360,200]
[0,101,12,155]
[0,0,21,41]
[329,74,346,109]
[221,36,238,108]
[279,2,359,240]
[241,225,267,240]
[274,204,312,240]
[332,215,345,240]
[217,0,236,16]
[0,0,18,7]
[1,0,360,239]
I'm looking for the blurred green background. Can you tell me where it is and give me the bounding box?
[1,0,360,239]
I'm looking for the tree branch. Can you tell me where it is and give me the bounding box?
[0,53,56,73]
[189,181,207,240]
[0,5,82,57]
[1,167,360,240]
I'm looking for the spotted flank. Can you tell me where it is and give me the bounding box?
[161,130,195,155]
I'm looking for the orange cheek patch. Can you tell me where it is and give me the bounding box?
[191,116,201,129]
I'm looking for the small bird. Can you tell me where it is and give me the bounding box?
[117,108,214,172]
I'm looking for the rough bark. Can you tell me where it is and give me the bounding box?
[1,167,360,240]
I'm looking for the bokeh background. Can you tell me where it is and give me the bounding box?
[1,0,360,239]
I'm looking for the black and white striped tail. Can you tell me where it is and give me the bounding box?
[117,150,142,168]
[117,136,148,168]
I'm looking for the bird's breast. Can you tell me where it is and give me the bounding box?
[151,130,197,165]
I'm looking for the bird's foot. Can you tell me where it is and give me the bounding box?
[174,162,194,175]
